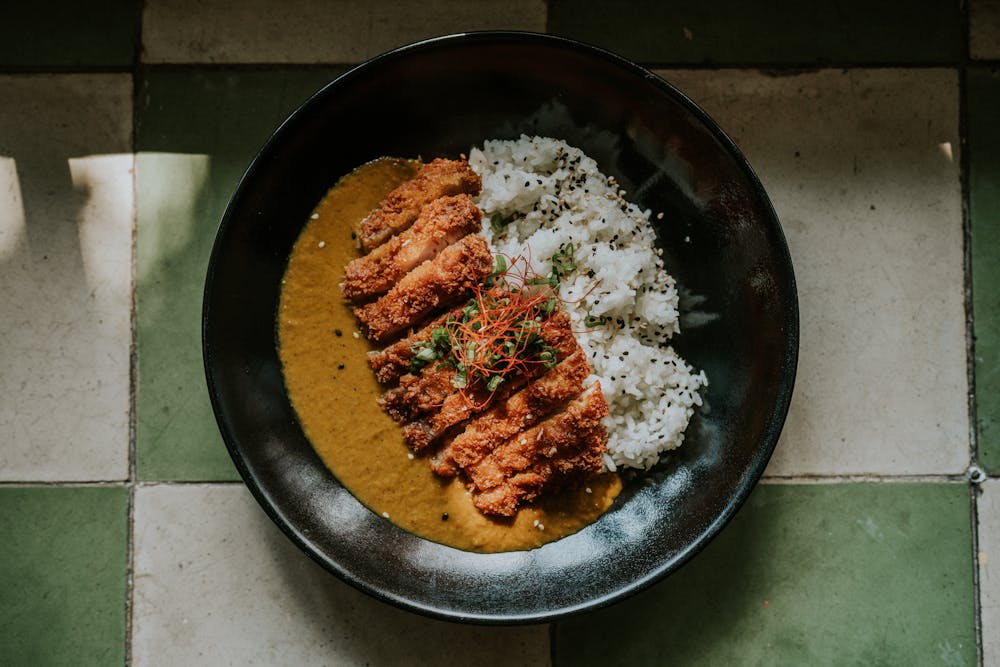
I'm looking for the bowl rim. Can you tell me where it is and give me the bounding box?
[203,29,799,624]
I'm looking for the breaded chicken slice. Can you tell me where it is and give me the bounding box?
[472,442,606,517]
[466,383,609,517]
[353,234,492,343]
[342,194,482,302]
[429,350,590,477]
[367,306,461,385]
[358,158,481,252]
[380,364,454,423]
[367,286,510,385]
[398,311,581,451]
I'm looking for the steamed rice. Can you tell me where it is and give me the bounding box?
[469,136,707,471]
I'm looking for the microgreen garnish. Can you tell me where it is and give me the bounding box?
[407,253,570,402]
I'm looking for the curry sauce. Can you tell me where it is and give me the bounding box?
[278,157,621,553]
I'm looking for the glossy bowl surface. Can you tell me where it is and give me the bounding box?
[203,31,798,624]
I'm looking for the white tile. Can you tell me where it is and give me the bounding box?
[132,484,551,666]
[980,479,1000,665]
[971,0,1000,59]
[142,0,547,64]
[656,69,967,476]
[0,74,133,481]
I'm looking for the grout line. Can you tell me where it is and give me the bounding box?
[6,60,1000,77]
[644,60,969,70]
[0,480,131,487]
[112,59,997,70]
[958,3,984,663]
[133,479,245,487]
[125,5,144,665]
[957,6,983,664]
[761,474,975,484]
[0,65,134,74]
[960,0,978,491]
[958,11,984,667]
[971,485,984,667]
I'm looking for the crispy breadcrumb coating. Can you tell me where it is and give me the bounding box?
[357,159,481,252]
[343,194,482,302]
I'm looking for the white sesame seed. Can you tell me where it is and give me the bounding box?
[533,519,539,527]
[657,212,664,220]
[318,241,326,248]
[353,332,360,339]
[310,213,319,219]
[407,453,414,460]
[585,487,592,494]
[381,511,389,518]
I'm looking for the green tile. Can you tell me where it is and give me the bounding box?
[0,486,128,666]
[971,68,1000,476]
[554,484,975,666]
[0,2,137,68]
[548,1,961,65]
[136,67,346,481]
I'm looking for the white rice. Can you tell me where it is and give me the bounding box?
[469,135,707,471]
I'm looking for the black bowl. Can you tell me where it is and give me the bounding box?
[203,31,797,624]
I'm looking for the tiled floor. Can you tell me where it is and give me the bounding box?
[1,2,998,665]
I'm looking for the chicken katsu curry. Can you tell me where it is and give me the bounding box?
[278,137,706,552]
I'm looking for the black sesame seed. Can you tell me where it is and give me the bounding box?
[334,329,343,336]
[337,363,345,370]
[441,512,449,521]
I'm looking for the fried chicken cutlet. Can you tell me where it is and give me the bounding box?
[343,194,482,302]
[367,303,467,385]
[358,158,481,252]
[396,311,581,451]
[465,383,609,517]
[345,155,612,520]
[353,234,493,343]
[429,350,590,477]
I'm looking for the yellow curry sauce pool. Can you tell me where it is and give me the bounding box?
[278,157,621,553]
